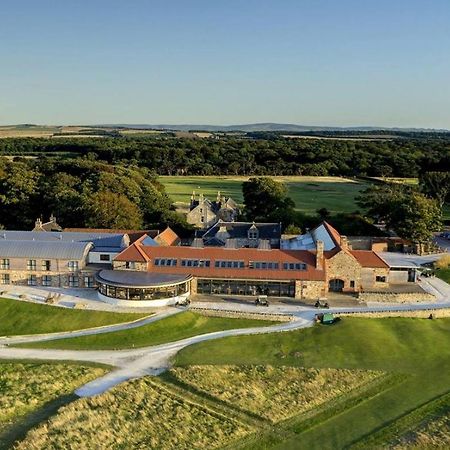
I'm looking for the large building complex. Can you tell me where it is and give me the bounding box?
[0,222,418,307]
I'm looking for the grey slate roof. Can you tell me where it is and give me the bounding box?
[0,231,126,252]
[202,222,282,242]
[0,240,92,260]
[96,270,192,287]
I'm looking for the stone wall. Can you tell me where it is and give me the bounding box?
[339,308,450,319]
[190,277,198,295]
[295,280,324,299]
[361,267,390,290]
[1,269,96,288]
[325,250,361,292]
[112,261,148,271]
[191,307,292,322]
[358,291,435,303]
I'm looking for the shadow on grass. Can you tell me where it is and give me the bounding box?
[0,393,79,450]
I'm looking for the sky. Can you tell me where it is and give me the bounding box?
[1,0,449,128]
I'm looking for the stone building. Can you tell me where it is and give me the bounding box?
[32,215,62,232]
[100,221,397,304]
[186,191,239,228]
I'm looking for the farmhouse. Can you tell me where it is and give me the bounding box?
[186,191,239,228]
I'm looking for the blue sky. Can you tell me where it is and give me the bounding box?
[1,0,449,128]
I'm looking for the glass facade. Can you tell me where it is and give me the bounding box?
[197,278,295,297]
[98,281,190,301]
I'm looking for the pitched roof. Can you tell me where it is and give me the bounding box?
[202,222,282,242]
[115,244,325,281]
[63,228,159,241]
[114,239,150,262]
[321,221,342,247]
[154,227,180,246]
[350,250,389,268]
[0,240,92,260]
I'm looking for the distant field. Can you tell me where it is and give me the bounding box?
[159,175,368,215]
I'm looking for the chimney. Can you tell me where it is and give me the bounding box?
[340,236,349,251]
[49,214,56,223]
[35,218,42,228]
[316,240,324,269]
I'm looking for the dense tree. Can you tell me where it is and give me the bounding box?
[420,171,450,207]
[84,192,143,229]
[357,184,442,245]
[243,177,295,224]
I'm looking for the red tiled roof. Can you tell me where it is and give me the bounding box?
[117,245,325,281]
[154,227,180,246]
[350,250,389,268]
[321,221,342,247]
[115,241,150,262]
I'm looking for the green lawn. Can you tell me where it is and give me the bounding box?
[159,175,368,215]
[174,318,450,449]
[18,311,276,350]
[0,297,148,336]
[436,268,450,283]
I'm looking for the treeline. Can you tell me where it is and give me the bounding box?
[0,135,449,177]
[0,158,187,231]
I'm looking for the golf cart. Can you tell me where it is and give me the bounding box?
[175,298,191,307]
[314,300,329,309]
[255,295,269,307]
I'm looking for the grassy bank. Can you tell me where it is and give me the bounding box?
[0,297,148,336]
[0,362,106,439]
[18,311,276,350]
[174,318,450,449]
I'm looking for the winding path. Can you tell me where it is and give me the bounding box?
[0,276,449,397]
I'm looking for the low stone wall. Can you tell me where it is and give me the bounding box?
[358,291,435,303]
[190,307,292,322]
[338,308,450,319]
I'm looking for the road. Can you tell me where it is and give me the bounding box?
[0,276,449,397]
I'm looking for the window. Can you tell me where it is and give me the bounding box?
[248,231,258,239]
[27,260,37,271]
[0,259,10,270]
[283,262,307,270]
[100,254,110,261]
[200,216,205,223]
[154,258,177,267]
[251,261,280,270]
[42,260,51,271]
[68,261,79,271]
[350,280,355,288]
[28,275,37,286]
[42,275,52,287]
[0,274,10,284]
[68,275,79,287]
[125,261,136,269]
[181,259,210,267]
[84,276,95,288]
[376,276,387,283]
[214,260,245,269]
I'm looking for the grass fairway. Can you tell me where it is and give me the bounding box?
[19,311,276,350]
[0,361,106,444]
[159,175,368,215]
[174,318,450,449]
[0,297,147,336]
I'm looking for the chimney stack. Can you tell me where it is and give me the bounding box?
[316,240,324,269]
[340,236,349,251]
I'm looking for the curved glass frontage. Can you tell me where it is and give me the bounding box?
[98,281,190,301]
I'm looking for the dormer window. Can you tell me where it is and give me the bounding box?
[248,229,259,239]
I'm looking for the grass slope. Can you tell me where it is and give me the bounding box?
[159,175,367,215]
[436,267,450,283]
[175,318,450,449]
[0,297,147,336]
[19,312,276,350]
[15,377,252,450]
[0,362,106,434]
